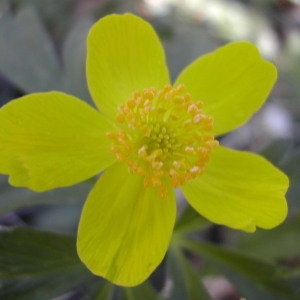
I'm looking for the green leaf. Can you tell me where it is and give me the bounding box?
[12,0,77,38]
[285,270,300,297]
[222,271,293,300]
[183,241,296,298]
[0,6,62,93]
[0,269,92,300]
[280,149,300,212]
[174,204,211,236]
[0,175,93,215]
[124,281,160,300]
[236,214,300,260]
[0,227,81,277]
[84,280,114,300]
[92,282,114,300]
[167,247,212,300]
[260,138,292,165]
[62,17,93,102]
[0,227,94,300]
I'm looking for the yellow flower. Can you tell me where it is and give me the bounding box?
[0,14,288,286]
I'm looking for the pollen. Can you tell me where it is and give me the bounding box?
[106,84,219,198]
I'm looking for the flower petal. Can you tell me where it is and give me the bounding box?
[175,42,277,136]
[77,163,176,286]
[0,92,116,191]
[86,14,170,117]
[181,146,288,232]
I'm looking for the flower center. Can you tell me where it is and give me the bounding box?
[106,84,219,197]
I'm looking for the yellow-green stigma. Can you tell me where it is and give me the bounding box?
[106,84,219,197]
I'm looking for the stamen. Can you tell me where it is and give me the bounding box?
[190,166,200,173]
[106,84,218,198]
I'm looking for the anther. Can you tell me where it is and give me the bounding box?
[187,104,199,113]
[185,146,195,152]
[190,166,200,173]
[193,114,202,123]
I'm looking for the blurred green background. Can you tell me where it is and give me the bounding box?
[0,0,300,299]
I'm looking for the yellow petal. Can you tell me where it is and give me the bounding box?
[182,146,288,232]
[86,14,170,117]
[0,92,116,191]
[77,163,176,286]
[175,42,277,136]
